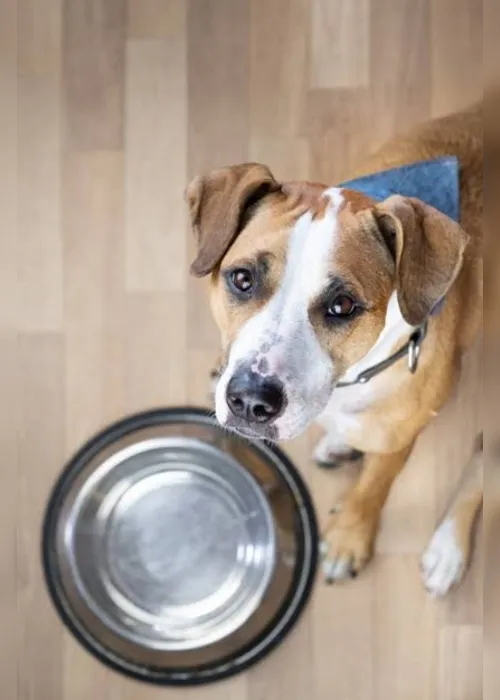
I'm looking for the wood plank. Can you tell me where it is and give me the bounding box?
[63,0,126,150]
[187,0,251,352]
[18,0,63,332]
[306,88,372,184]
[438,626,482,700]
[310,0,370,89]
[125,292,187,410]
[374,556,438,700]
[249,0,310,178]
[250,0,309,140]
[370,0,431,146]
[17,335,65,700]
[0,335,19,700]
[63,151,125,448]
[0,0,18,331]
[125,38,187,292]
[127,0,186,39]
[18,0,62,78]
[312,573,374,700]
[431,0,483,115]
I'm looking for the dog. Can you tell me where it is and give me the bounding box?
[185,101,483,597]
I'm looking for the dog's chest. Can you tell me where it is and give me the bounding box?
[316,373,401,438]
[318,382,380,427]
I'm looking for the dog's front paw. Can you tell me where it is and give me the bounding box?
[313,435,338,466]
[313,436,363,469]
[420,518,466,597]
[321,499,378,582]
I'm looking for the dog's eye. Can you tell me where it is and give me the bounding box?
[326,294,357,318]
[229,268,254,294]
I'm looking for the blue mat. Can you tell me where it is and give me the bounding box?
[340,156,460,223]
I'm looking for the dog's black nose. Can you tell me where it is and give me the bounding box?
[226,372,285,423]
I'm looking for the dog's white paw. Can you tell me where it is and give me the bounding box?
[421,518,465,598]
[313,436,357,465]
[322,552,358,582]
[313,437,363,468]
[313,435,335,464]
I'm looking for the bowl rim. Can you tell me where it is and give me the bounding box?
[41,406,319,686]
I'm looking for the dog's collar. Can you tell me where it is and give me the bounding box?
[336,322,427,388]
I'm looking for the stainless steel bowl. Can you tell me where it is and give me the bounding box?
[42,408,318,685]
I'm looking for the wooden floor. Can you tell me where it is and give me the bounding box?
[1,1,484,699]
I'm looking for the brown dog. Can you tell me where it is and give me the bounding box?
[186,102,482,596]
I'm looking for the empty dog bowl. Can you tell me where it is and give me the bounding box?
[42,408,318,685]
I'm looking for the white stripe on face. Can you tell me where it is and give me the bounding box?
[215,189,344,439]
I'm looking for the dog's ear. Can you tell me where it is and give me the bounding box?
[185,163,280,277]
[373,195,469,326]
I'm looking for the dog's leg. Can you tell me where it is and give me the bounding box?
[321,445,412,581]
[421,436,483,597]
[313,432,363,468]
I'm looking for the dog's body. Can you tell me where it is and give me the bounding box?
[186,102,483,596]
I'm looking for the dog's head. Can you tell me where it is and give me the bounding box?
[186,163,468,441]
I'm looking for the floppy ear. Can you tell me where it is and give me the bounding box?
[373,195,469,326]
[185,163,280,277]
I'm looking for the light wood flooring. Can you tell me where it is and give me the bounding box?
[0,1,484,698]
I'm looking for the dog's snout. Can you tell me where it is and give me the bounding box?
[226,372,285,424]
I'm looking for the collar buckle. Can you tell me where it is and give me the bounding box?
[408,323,427,374]
[337,321,429,388]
